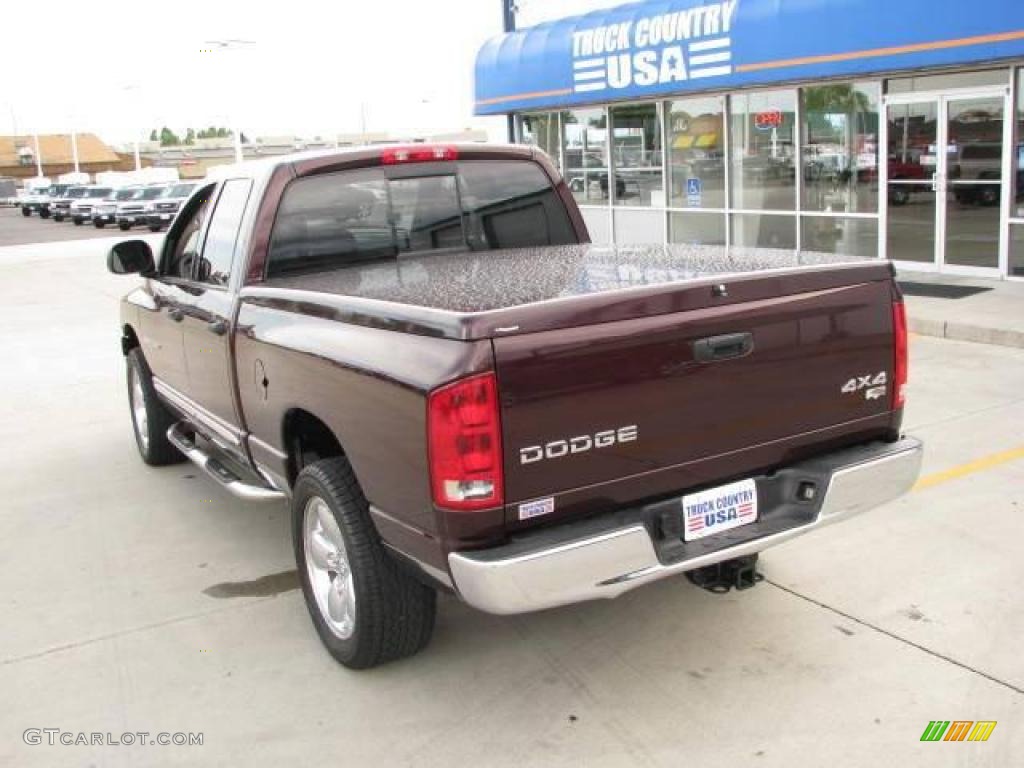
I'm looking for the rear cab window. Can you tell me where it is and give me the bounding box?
[267,160,576,277]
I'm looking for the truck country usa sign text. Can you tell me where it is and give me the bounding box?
[572,1,739,95]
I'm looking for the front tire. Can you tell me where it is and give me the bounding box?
[292,458,436,669]
[126,348,185,466]
[118,221,131,231]
[148,224,162,232]
[21,207,31,217]
[94,220,105,228]
[73,217,83,226]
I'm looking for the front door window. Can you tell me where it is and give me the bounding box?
[944,96,1004,270]
[886,101,938,264]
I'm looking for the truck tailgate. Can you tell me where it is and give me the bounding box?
[495,275,897,526]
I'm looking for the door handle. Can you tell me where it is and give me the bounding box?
[168,308,184,322]
[207,319,228,336]
[693,332,754,363]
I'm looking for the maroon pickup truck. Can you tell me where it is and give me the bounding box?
[108,143,922,668]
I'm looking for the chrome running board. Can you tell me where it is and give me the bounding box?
[167,423,286,503]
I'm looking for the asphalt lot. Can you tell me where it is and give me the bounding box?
[0,207,148,246]
[1,221,1022,767]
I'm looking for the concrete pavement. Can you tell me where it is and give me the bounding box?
[898,269,1024,350]
[0,234,1022,767]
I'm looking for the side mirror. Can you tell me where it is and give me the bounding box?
[107,240,155,275]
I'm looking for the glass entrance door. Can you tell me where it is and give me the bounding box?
[885,91,1008,275]
[886,100,939,266]
[944,96,1004,271]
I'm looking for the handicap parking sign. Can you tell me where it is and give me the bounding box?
[686,178,702,206]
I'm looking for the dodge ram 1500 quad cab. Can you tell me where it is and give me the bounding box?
[108,144,922,669]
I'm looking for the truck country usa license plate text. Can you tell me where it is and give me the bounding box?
[682,478,757,542]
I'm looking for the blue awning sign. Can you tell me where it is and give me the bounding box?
[571,1,738,95]
[474,0,1024,116]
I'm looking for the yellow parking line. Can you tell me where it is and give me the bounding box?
[914,445,1024,491]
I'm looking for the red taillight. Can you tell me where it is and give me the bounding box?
[427,372,503,511]
[381,145,458,165]
[892,300,908,408]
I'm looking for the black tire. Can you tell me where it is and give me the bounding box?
[292,458,436,669]
[39,209,50,219]
[94,220,105,229]
[889,187,910,206]
[149,224,162,232]
[980,186,999,206]
[118,222,131,231]
[126,348,185,466]
[54,214,64,222]
[21,207,31,217]
[73,217,83,226]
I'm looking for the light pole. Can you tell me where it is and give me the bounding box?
[502,0,517,143]
[122,84,143,171]
[202,39,256,163]
[33,132,43,178]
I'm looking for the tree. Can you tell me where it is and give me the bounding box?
[239,132,249,144]
[184,128,195,145]
[149,129,158,142]
[158,126,181,146]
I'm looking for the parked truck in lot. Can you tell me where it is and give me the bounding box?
[107,144,922,669]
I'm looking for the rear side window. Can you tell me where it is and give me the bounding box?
[267,160,575,277]
[198,179,253,286]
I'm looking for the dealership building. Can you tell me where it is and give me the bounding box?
[475,0,1024,279]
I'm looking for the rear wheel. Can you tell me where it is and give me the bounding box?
[889,186,910,206]
[54,214,64,222]
[94,220,105,229]
[39,209,50,219]
[126,348,184,466]
[73,217,83,226]
[149,224,162,232]
[292,458,436,669]
[118,222,131,231]
[21,207,30,217]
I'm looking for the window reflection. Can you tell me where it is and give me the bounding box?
[731,213,795,248]
[667,96,725,209]
[1011,225,1024,277]
[729,90,797,211]
[610,103,663,207]
[801,83,879,214]
[801,217,878,257]
[1017,69,1024,218]
[669,212,726,245]
[562,108,611,205]
[521,113,561,169]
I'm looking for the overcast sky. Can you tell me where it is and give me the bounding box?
[2,0,627,145]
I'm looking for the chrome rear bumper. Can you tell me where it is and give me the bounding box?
[449,437,923,615]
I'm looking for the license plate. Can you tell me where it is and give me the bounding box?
[682,478,758,542]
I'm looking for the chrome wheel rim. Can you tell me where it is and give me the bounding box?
[130,367,149,452]
[303,496,356,640]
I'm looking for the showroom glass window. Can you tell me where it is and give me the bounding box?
[1012,68,1024,277]
[666,95,726,210]
[561,108,610,205]
[521,113,561,169]
[801,83,879,213]
[729,89,797,211]
[609,103,663,207]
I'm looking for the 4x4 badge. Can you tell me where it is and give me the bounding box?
[842,372,887,401]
